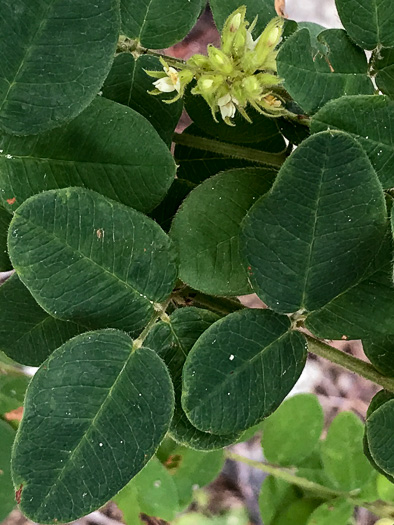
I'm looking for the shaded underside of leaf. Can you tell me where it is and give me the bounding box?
[0,97,176,213]
[145,307,241,450]
[102,54,183,146]
[0,206,11,270]
[12,330,174,523]
[171,167,277,296]
[0,274,84,366]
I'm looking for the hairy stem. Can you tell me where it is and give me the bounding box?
[172,286,244,316]
[305,334,394,393]
[227,452,394,519]
[117,37,186,69]
[173,133,287,168]
[226,452,345,498]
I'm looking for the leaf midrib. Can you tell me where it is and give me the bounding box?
[34,342,135,515]
[186,329,291,414]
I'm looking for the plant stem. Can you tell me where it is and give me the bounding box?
[117,37,186,69]
[173,133,287,168]
[305,334,394,393]
[226,452,345,498]
[172,286,244,316]
[133,300,171,350]
[227,452,394,519]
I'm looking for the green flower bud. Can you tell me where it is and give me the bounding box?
[253,17,284,68]
[194,74,224,96]
[186,54,211,70]
[255,72,281,87]
[242,75,261,98]
[207,45,234,75]
[221,6,247,55]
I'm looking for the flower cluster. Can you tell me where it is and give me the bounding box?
[146,6,286,125]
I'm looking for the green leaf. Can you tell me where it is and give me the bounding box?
[0,206,11,271]
[12,330,174,523]
[259,476,299,525]
[240,131,387,314]
[115,457,179,522]
[363,391,394,483]
[311,95,394,188]
[170,446,225,508]
[210,0,276,34]
[366,398,394,479]
[102,54,183,146]
[0,274,84,366]
[0,371,29,415]
[182,309,307,435]
[0,420,15,521]
[321,412,373,491]
[335,0,394,50]
[0,0,119,135]
[273,498,320,525]
[8,188,178,335]
[277,29,374,114]
[113,484,141,525]
[306,498,354,525]
[0,97,176,214]
[175,124,284,185]
[145,307,241,450]
[372,48,394,98]
[377,473,394,501]
[262,394,324,467]
[184,86,285,144]
[171,167,277,296]
[305,231,394,367]
[120,0,202,48]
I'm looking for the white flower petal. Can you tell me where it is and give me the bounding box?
[218,93,231,106]
[153,77,177,93]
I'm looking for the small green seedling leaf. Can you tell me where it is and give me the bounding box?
[115,457,179,522]
[306,498,354,525]
[262,394,324,467]
[322,412,373,491]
